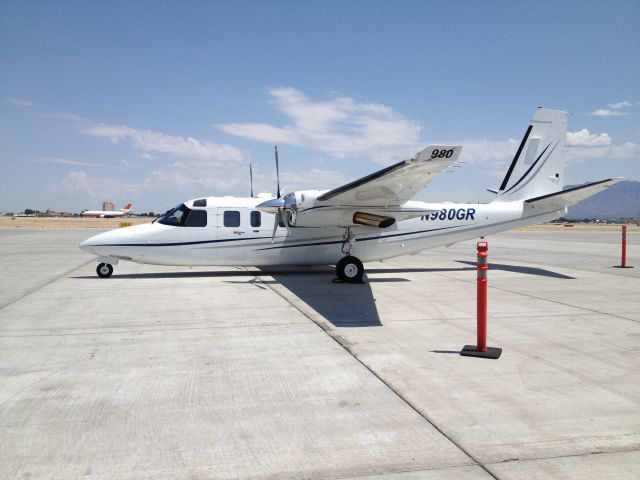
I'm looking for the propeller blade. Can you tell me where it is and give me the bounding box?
[271,210,280,243]
[280,207,290,227]
[275,145,281,198]
[249,163,254,198]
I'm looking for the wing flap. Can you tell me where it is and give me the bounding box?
[317,145,462,206]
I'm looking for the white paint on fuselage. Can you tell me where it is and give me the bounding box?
[79,196,563,267]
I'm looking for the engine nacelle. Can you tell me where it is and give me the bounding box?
[258,190,397,229]
[281,190,394,229]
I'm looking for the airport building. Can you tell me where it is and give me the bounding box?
[102,201,115,212]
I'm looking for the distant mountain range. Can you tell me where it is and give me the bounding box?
[565,180,640,219]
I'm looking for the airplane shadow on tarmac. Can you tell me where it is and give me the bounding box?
[72,262,572,327]
[254,262,573,327]
[456,261,576,280]
[260,267,385,328]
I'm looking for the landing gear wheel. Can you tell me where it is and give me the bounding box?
[336,256,364,283]
[96,263,113,278]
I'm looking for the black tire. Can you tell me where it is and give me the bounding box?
[96,263,113,278]
[336,256,364,283]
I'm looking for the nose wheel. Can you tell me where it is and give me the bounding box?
[336,256,364,283]
[96,263,113,278]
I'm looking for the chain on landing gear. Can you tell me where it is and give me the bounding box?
[341,227,355,256]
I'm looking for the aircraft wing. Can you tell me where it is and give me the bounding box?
[317,145,462,207]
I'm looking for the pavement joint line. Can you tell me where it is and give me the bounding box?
[330,446,640,480]
[0,322,305,338]
[0,259,94,311]
[248,267,500,480]
[482,445,640,468]
[328,463,491,480]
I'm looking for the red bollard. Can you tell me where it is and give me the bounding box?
[461,241,502,359]
[476,241,488,352]
[614,224,634,269]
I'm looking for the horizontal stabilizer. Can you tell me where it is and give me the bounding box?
[524,178,624,211]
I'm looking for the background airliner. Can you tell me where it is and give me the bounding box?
[81,203,133,218]
[80,109,621,281]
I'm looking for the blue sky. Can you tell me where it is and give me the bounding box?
[1,0,638,213]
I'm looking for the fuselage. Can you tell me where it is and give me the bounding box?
[79,195,564,267]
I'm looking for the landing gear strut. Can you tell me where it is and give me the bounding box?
[96,263,113,278]
[335,227,365,283]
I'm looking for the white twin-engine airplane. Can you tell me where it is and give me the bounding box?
[80,108,622,282]
[81,203,133,218]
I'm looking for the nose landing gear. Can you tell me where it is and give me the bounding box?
[96,263,113,278]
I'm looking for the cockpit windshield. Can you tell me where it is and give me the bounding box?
[157,204,207,227]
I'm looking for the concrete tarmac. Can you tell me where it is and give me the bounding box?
[0,228,638,479]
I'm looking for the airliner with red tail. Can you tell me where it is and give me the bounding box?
[81,203,133,218]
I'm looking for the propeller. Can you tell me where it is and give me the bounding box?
[255,146,292,243]
[271,146,287,242]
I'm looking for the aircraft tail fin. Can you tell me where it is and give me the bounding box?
[494,108,568,202]
[121,203,132,212]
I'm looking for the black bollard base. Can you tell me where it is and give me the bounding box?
[460,345,502,359]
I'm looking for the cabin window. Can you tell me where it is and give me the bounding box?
[223,210,240,227]
[193,198,207,207]
[250,211,261,227]
[157,204,207,227]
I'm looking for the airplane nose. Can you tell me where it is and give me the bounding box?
[79,229,129,254]
[79,238,90,251]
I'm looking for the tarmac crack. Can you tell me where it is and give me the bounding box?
[0,258,94,311]
[481,445,640,474]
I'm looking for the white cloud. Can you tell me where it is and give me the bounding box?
[591,100,639,116]
[7,97,35,108]
[216,87,421,163]
[40,112,88,122]
[82,123,245,163]
[56,171,136,198]
[610,142,640,159]
[454,138,519,165]
[607,100,640,110]
[591,109,629,117]
[565,129,638,162]
[34,156,124,170]
[566,129,612,146]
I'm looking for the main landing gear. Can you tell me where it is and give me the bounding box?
[96,263,113,278]
[336,256,364,283]
[335,227,365,283]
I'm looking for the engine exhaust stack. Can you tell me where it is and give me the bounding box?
[353,212,395,228]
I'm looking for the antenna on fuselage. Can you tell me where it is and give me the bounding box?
[249,163,254,198]
[275,145,281,199]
